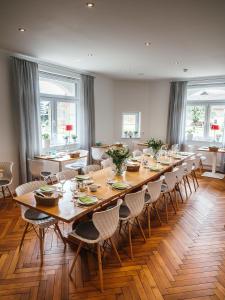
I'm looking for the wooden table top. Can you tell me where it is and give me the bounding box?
[35,150,87,163]
[13,153,194,223]
[198,147,225,153]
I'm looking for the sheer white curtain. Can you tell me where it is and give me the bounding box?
[80,74,95,162]
[11,57,41,183]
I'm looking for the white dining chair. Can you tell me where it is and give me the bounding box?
[101,158,113,169]
[196,153,206,173]
[132,150,142,157]
[173,165,186,202]
[0,161,13,199]
[161,171,178,223]
[91,147,108,163]
[143,177,163,237]
[119,189,147,259]
[15,181,66,265]
[56,169,78,181]
[81,164,101,174]
[182,159,195,193]
[28,159,58,183]
[69,199,123,292]
[191,157,201,190]
[143,148,151,155]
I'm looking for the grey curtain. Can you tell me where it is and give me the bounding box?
[80,74,95,162]
[166,81,187,147]
[11,57,41,183]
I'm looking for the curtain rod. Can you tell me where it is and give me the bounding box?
[0,48,96,77]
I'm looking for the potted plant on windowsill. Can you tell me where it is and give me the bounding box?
[123,131,128,138]
[63,135,69,145]
[106,146,130,175]
[146,138,164,159]
[42,133,50,149]
[72,134,77,143]
[134,131,139,138]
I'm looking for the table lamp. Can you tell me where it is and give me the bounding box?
[65,124,73,144]
[211,123,219,145]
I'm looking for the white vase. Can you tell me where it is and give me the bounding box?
[43,139,50,149]
[187,133,193,141]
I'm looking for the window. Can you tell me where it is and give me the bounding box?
[39,72,80,147]
[185,84,225,143]
[122,112,141,138]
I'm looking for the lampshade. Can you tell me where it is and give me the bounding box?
[211,124,219,130]
[65,124,73,131]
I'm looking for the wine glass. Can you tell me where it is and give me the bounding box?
[58,174,66,192]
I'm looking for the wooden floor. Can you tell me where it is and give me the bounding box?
[1,173,225,299]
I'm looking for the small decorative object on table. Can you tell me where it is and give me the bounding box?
[146,138,164,159]
[70,151,80,158]
[106,146,130,175]
[95,141,102,146]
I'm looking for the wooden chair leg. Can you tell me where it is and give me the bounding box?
[147,206,151,238]
[173,189,179,210]
[136,217,146,242]
[128,222,133,259]
[177,184,184,203]
[153,204,162,225]
[39,228,44,265]
[193,171,199,187]
[163,194,168,223]
[6,186,13,198]
[54,223,66,247]
[168,192,176,214]
[19,222,29,251]
[97,243,104,292]
[186,176,192,193]
[183,178,188,200]
[2,187,5,199]
[109,238,122,266]
[69,241,83,276]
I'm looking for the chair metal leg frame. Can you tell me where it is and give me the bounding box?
[183,178,188,200]
[191,172,197,191]
[147,205,151,238]
[1,187,5,199]
[153,203,162,225]
[135,217,146,242]
[163,194,168,223]
[97,243,104,292]
[109,237,122,266]
[173,189,179,210]
[38,228,44,265]
[168,192,177,214]
[192,170,199,187]
[128,222,133,259]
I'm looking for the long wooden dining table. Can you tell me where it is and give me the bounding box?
[13,153,194,228]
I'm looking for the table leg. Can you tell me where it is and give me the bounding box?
[202,151,224,179]
[212,152,217,174]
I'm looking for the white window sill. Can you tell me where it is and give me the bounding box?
[121,136,141,139]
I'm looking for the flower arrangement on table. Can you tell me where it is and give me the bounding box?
[106,146,130,175]
[146,138,164,158]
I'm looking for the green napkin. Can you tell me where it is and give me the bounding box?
[76,175,90,181]
[112,182,128,190]
[79,196,97,204]
[40,186,55,192]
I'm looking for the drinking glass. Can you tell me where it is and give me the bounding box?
[58,174,66,192]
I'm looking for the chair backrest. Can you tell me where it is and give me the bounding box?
[0,161,13,180]
[91,147,107,161]
[125,189,146,218]
[15,180,46,196]
[82,164,101,174]
[143,148,151,155]
[184,159,194,173]
[93,199,122,240]
[15,181,46,217]
[164,171,177,191]
[101,158,113,169]
[192,157,201,170]
[28,159,59,178]
[132,150,142,157]
[173,165,185,182]
[147,178,163,203]
[56,170,78,181]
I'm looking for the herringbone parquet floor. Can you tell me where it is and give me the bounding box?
[1,173,225,299]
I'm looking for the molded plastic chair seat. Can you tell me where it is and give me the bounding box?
[73,220,100,241]
[161,183,168,193]
[119,205,130,219]
[0,179,10,186]
[144,193,151,202]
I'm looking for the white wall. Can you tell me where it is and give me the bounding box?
[0,53,19,190]
[113,80,170,148]
[94,75,115,144]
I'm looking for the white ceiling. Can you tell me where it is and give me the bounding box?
[0,0,225,80]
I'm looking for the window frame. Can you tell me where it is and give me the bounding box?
[121,112,141,138]
[186,84,225,143]
[39,71,80,148]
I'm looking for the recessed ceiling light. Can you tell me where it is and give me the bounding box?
[88,53,93,57]
[86,2,95,7]
[18,28,26,32]
[145,42,151,46]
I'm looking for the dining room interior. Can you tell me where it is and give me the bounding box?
[1,0,225,299]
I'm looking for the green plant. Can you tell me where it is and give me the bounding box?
[42,133,50,140]
[124,131,128,136]
[187,129,194,134]
[106,147,130,175]
[96,141,102,146]
[146,138,163,152]
[72,134,77,140]
[134,131,138,135]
